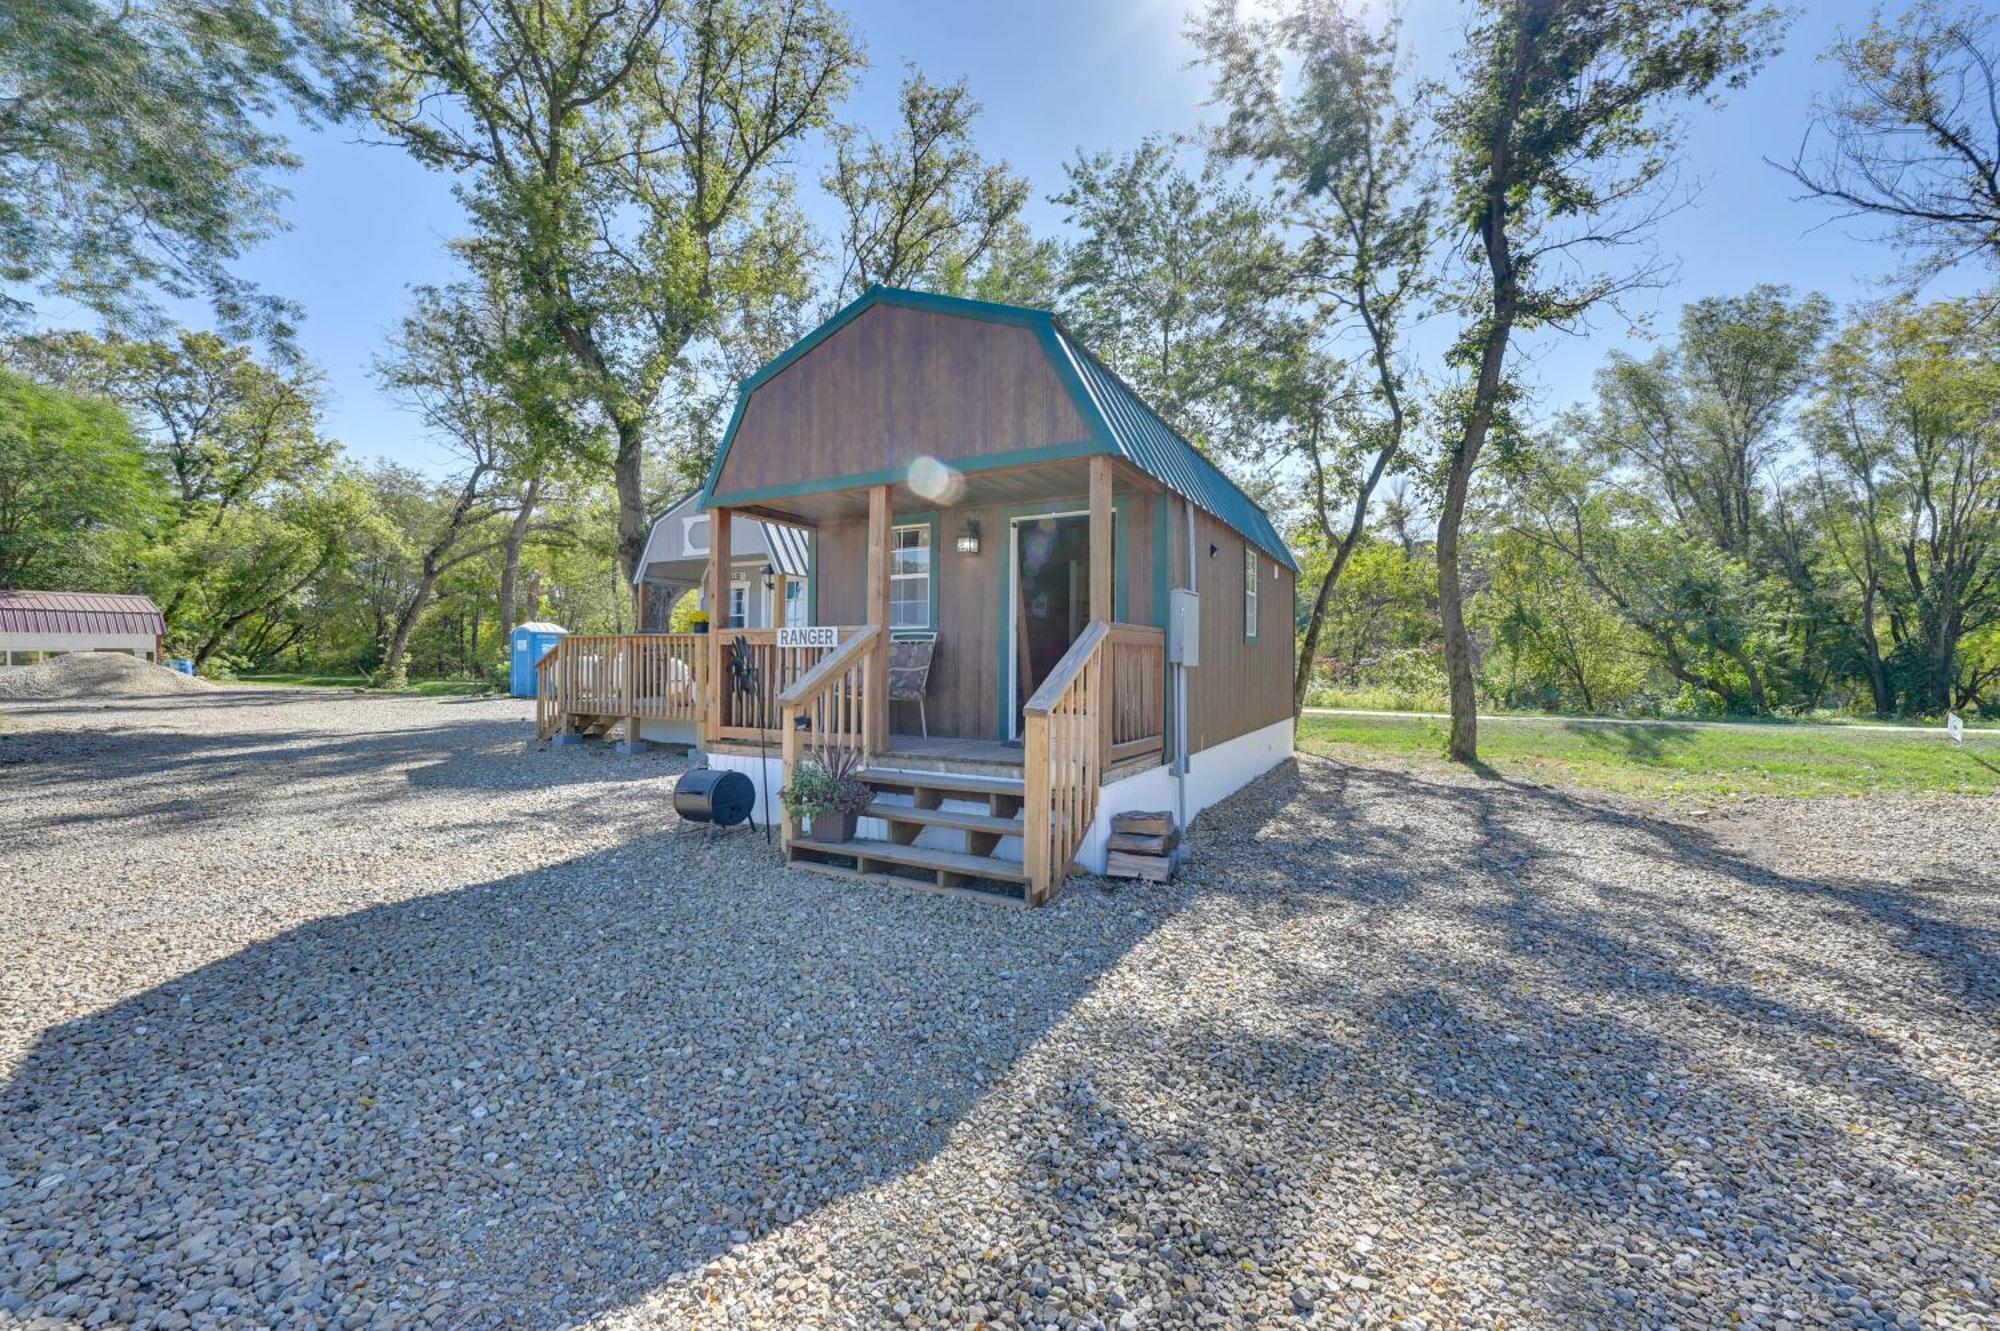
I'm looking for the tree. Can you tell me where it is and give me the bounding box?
[1805,296,2000,713]
[1193,0,1438,712]
[1053,138,1281,455]
[1508,448,1772,713]
[1431,0,1781,761]
[1580,286,1829,558]
[1782,2,2000,278]
[0,370,159,588]
[1479,527,1646,712]
[824,67,1030,304]
[7,328,340,635]
[0,0,359,342]
[354,0,860,585]
[372,283,541,684]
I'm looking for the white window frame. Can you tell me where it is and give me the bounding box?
[728,579,749,629]
[889,523,932,630]
[1244,545,1259,640]
[784,576,807,625]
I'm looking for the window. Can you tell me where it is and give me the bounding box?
[890,524,931,629]
[784,577,806,625]
[1244,546,1258,639]
[728,581,749,628]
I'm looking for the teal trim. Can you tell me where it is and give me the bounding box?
[1244,544,1259,641]
[884,513,942,634]
[693,387,753,515]
[991,501,1129,739]
[806,530,819,625]
[693,282,1296,575]
[706,440,1103,511]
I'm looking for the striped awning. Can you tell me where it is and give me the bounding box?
[0,590,165,636]
[761,522,810,578]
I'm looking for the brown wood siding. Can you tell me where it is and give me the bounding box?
[807,479,1167,741]
[715,305,1093,498]
[1186,507,1296,752]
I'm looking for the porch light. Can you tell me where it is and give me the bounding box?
[761,562,776,591]
[955,520,983,556]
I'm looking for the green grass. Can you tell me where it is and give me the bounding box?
[1296,712,2000,798]
[235,673,497,696]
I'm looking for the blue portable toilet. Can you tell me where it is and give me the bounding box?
[509,622,568,697]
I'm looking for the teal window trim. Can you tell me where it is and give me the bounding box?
[887,515,941,634]
[1244,544,1259,641]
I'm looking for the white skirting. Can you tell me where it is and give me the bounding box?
[1072,716,1295,873]
[689,714,1297,865]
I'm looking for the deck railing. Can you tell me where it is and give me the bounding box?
[1020,620,1168,904]
[714,627,858,740]
[534,633,706,740]
[776,626,881,847]
[1105,623,1167,764]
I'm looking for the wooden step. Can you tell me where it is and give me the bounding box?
[790,835,1030,884]
[863,802,1023,836]
[857,767,1025,797]
[784,857,1027,907]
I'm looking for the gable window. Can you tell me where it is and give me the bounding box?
[1244,545,1258,639]
[890,524,932,629]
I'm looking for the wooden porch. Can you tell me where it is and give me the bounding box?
[534,461,1168,904]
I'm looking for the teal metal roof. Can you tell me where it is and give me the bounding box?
[699,285,1296,571]
[1049,325,1296,571]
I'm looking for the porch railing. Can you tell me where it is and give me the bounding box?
[1021,620,1167,904]
[535,633,706,741]
[775,626,882,847]
[714,627,858,740]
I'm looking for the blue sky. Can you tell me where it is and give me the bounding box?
[46,0,1989,473]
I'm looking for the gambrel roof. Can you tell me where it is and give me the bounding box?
[698,286,1296,571]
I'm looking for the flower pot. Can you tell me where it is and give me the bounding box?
[691,622,709,635]
[807,810,857,843]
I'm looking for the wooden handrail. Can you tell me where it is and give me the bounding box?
[1023,620,1109,716]
[777,626,881,851]
[776,626,879,706]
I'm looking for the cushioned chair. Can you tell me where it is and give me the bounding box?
[888,633,938,738]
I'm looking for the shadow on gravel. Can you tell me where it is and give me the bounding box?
[0,833,1168,1329]
[1154,756,1994,1324]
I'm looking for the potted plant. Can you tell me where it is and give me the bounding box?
[687,609,711,635]
[780,745,872,843]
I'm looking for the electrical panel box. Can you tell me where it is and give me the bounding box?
[1168,588,1200,666]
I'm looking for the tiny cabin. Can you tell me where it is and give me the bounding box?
[534,287,1297,903]
[0,590,166,668]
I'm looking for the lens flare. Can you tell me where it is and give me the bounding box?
[906,454,965,505]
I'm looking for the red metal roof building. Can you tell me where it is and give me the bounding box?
[0,590,167,666]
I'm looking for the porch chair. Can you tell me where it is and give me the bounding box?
[888,632,938,738]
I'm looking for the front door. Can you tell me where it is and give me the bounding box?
[1010,512,1104,733]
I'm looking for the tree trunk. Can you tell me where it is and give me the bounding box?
[498,476,543,649]
[613,412,649,584]
[380,571,441,684]
[1437,459,1482,762]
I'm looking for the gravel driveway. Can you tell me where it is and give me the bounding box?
[1,690,1994,1329]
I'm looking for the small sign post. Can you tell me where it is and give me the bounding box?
[1947,711,1965,746]
[777,625,837,649]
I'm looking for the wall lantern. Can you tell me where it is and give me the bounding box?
[760,562,777,591]
[955,520,983,556]
[1209,542,1219,559]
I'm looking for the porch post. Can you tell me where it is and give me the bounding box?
[705,507,731,744]
[1089,455,1115,762]
[866,483,891,754]
[773,573,789,628]
[1089,454,1114,622]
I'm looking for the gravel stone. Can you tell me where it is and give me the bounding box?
[1,690,1995,1329]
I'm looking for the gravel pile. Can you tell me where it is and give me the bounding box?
[0,652,211,700]
[1,693,1994,1330]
